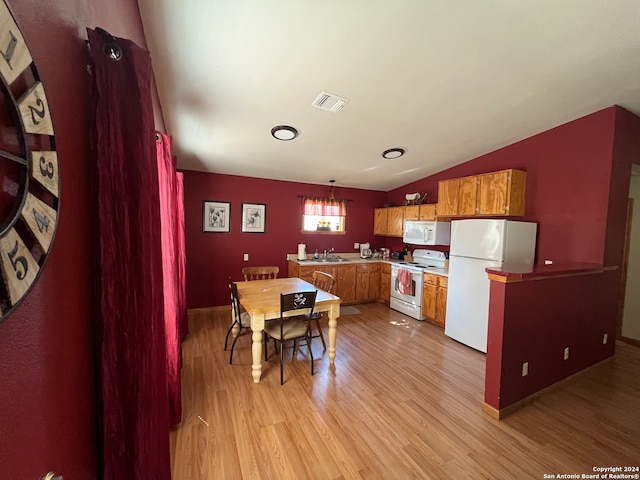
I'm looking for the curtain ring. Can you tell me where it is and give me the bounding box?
[96,27,123,61]
[103,43,122,61]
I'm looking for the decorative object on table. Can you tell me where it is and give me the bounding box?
[0,0,60,321]
[242,202,266,233]
[203,200,231,233]
[404,193,427,205]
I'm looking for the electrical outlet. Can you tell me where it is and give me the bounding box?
[564,347,569,360]
[354,243,360,249]
[243,253,249,261]
[545,259,553,265]
[522,362,528,377]
[603,333,608,345]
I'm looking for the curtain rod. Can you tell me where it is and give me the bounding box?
[297,195,352,202]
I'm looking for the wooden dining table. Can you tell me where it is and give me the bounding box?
[235,277,342,383]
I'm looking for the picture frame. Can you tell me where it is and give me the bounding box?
[242,203,266,233]
[203,200,231,233]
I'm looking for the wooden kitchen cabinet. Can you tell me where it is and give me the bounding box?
[422,273,447,327]
[437,169,526,218]
[458,175,479,216]
[437,178,460,216]
[335,265,357,303]
[292,263,337,285]
[379,262,391,302]
[356,264,380,301]
[374,206,404,237]
[478,169,526,216]
[374,208,388,235]
[288,260,299,279]
[436,276,448,327]
[387,207,404,237]
[404,203,437,221]
[291,261,383,305]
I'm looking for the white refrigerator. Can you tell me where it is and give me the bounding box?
[444,219,537,353]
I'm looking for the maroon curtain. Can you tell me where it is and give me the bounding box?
[175,170,188,341]
[88,29,171,480]
[156,132,183,425]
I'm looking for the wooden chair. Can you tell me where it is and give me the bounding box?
[224,279,251,364]
[263,290,317,385]
[307,270,336,351]
[242,266,279,281]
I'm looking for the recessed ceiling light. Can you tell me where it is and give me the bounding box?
[271,125,298,141]
[382,148,405,159]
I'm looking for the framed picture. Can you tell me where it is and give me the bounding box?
[203,200,231,233]
[242,203,266,233]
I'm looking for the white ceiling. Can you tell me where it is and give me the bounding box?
[138,0,640,192]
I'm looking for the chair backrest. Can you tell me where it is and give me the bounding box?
[311,270,336,294]
[229,280,246,327]
[280,290,317,318]
[243,266,279,281]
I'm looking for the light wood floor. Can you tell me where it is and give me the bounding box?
[171,303,640,479]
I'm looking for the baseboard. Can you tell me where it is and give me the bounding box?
[482,355,614,420]
[619,336,640,348]
[188,306,230,316]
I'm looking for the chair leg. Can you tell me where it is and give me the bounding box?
[308,332,314,376]
[279,340,285,385]
[224,320,237,351]
[314,317,326,351]
[229,326,243,365]
[264,334,269,361]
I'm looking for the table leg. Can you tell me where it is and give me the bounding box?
[327,303,339,364]
[251,328,263,383]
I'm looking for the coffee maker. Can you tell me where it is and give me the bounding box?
[360,243,372,258]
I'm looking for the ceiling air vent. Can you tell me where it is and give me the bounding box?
[312,91,349,113]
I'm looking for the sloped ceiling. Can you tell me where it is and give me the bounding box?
[138,0,640,191]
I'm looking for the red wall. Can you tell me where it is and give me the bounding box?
[388,107,623,264]
[480,107,640,410]
[0,1,151,478]
[486,271,617,409]
[182,171,387,308]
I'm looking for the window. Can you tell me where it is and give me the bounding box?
[302,197,346,233]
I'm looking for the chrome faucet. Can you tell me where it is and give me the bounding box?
[323,247,334,258]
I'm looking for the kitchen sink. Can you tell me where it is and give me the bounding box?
[315,256,347,262]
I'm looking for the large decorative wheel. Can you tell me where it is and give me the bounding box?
[0,1,59,322]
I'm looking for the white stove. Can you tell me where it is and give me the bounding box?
[389,249,447,320]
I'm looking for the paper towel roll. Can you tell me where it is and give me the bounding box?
[297,243,307,260]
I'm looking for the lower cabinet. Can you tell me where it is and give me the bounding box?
[379,263,391,302]
[422,273,447,327]
[335,265,357,303]
[290,261,388,305]
[356,264,380,301]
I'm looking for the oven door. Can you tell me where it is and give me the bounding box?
[390,266,423,306]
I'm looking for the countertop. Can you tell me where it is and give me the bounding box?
[288,255,449,276]
[485,262,615,282]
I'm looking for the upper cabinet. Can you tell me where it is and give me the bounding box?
[437,169,526,217]
[374,206,404,236]
[437,179,460,216]
[478,169,526,216]
[403,203,438,221]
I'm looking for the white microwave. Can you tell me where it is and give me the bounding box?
[403,221,451,246]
